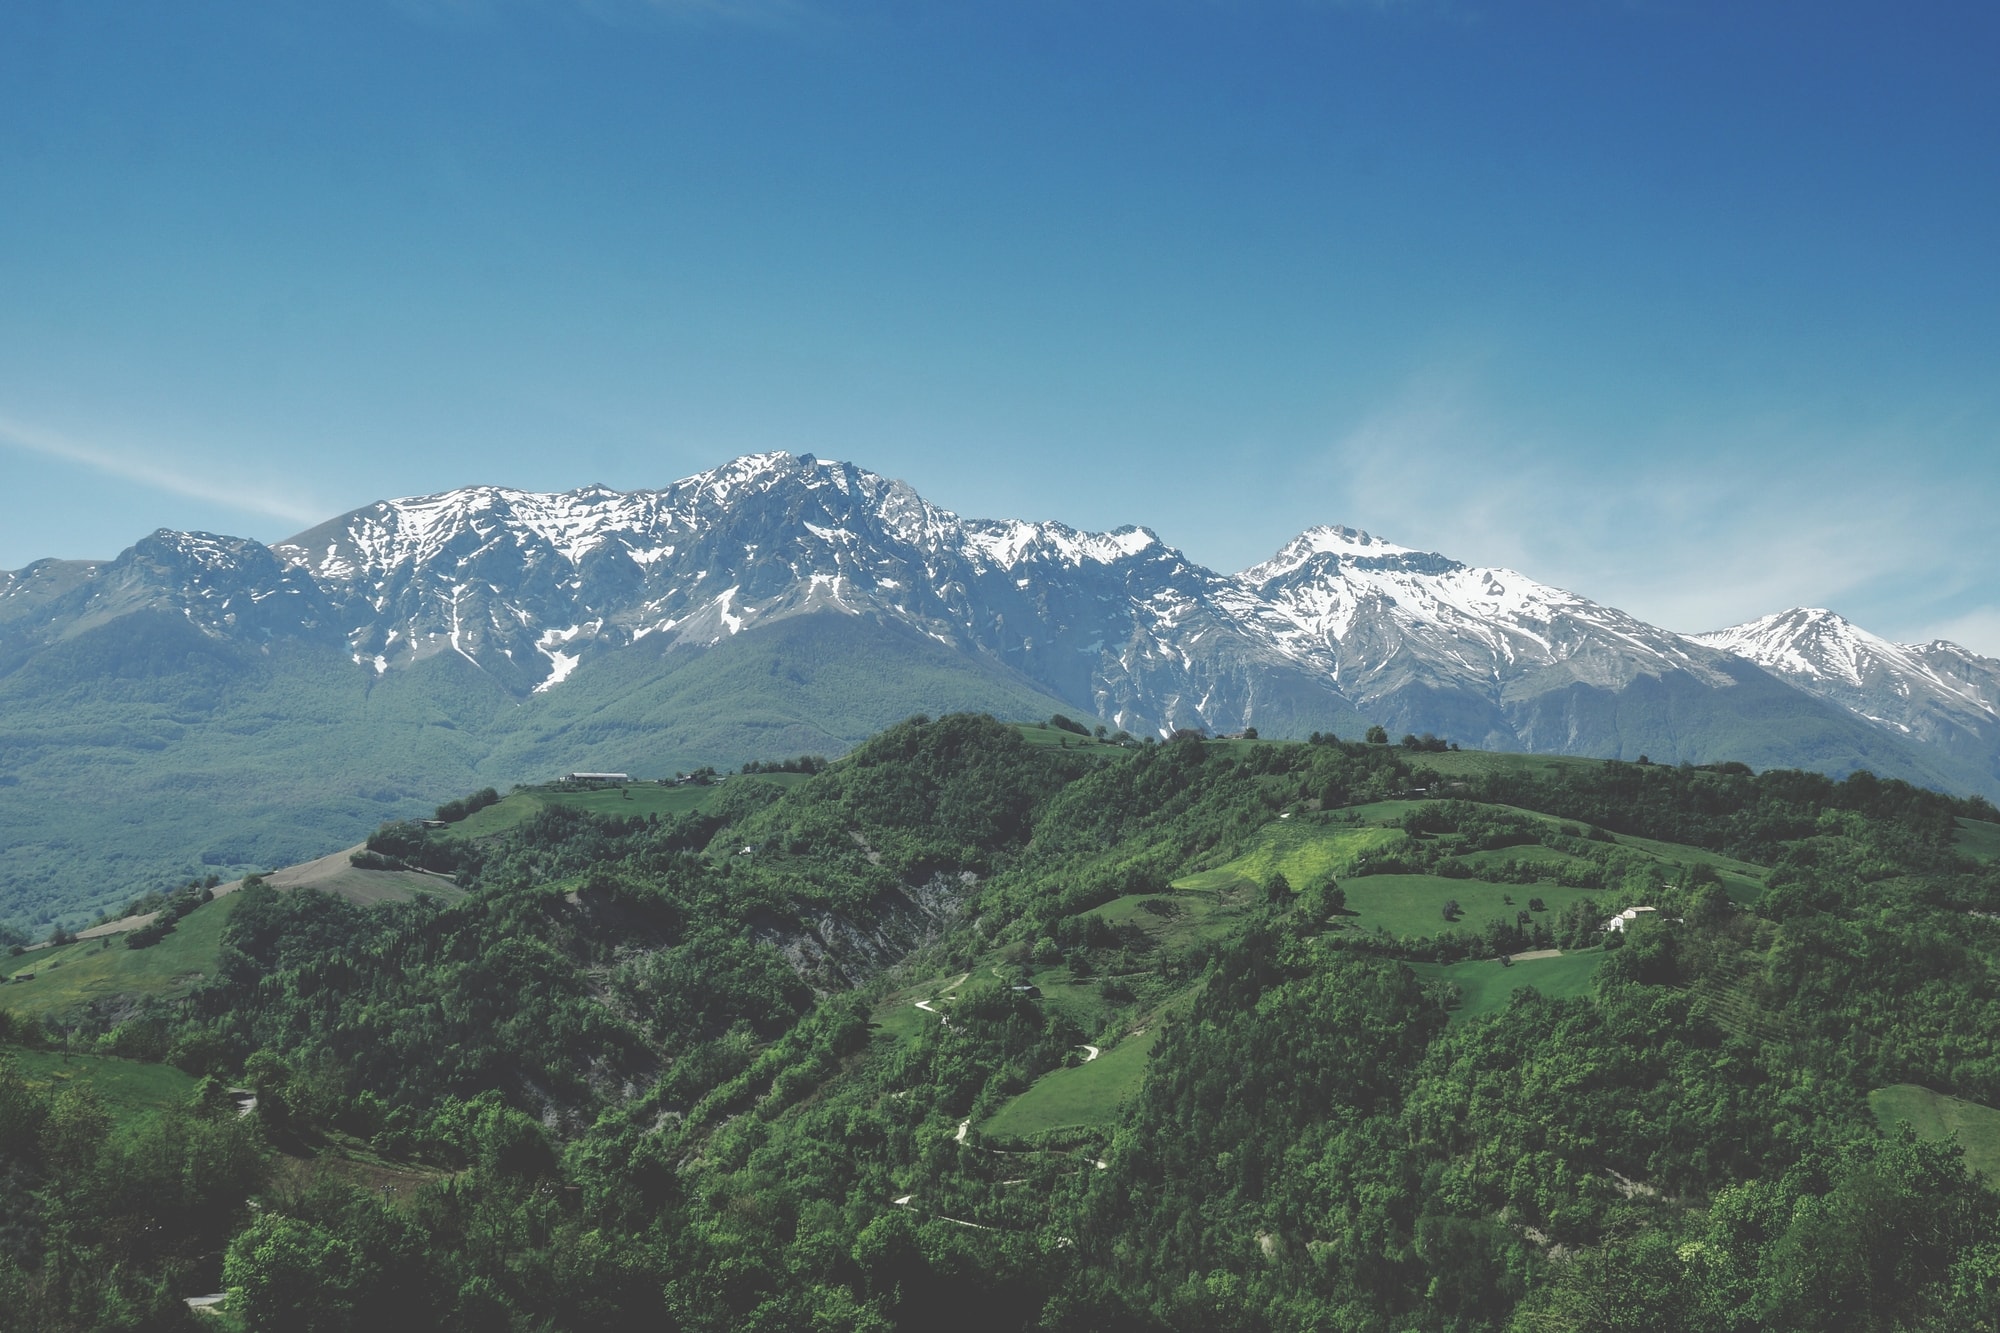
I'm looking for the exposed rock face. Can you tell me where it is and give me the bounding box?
[757,871,981,992]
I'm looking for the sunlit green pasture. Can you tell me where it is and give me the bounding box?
[1,894,245,1019]
[1870,1084,2000,1184]
[1332,874,1595,940]
[1174,819,1409,893]
[2,1048,200,1130]
[981,1028,1160,1140]
[1411,951,1604,1023]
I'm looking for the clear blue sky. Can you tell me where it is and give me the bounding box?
[3,0,1996,651]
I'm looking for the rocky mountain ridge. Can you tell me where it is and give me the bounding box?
[8,451,1996,775]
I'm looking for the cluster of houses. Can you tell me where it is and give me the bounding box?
[563,769,730,788]
[1598,905,1683,933]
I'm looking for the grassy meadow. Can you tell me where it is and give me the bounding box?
[1870,1084,2000,1184]
[1333,874,1594,940]
[1411,950,1605,1023]
[1955,817,2000,865]
[981,1028,1161,1140]
[1,893,245,1020]
[1,1048,201,1130]
[445,779,771,840]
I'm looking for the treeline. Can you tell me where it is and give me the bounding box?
[432,786,500,823]
[740,754,829,775]
[1458,758,1977,870]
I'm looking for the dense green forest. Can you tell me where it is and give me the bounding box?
[7,715,2000,1330]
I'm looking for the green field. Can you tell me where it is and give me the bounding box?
[2,1048,201,1129]
[872,1000,940,1047]
[1174,819,1409,893]
[1955,818,2000,865]
[1179,797,1767,923]
[1449,844,1583,872]
[445,776,809,840]
[1008,721,1128,752]
[1869,1084,2000,1184]
[981,1028,1161,1140]
[1408,750,1611,782]
[1085,888,1252,950]
[1412,951,1604,1022]
[1,893,245,1019]
[1334,874,1597,939]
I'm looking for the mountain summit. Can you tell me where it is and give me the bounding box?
[1694,607,2000,771]
[257,453,1765,745]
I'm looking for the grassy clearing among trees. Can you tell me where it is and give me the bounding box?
[443,778,761,840]
[1177,820,1408,892]
[1868,1083,2000,1184]
[1332,873,1598,939]
[0,892,245,1019]
[1411,950,1604,1023]
[980,1028,1160,1139]
[2,1048,201,1130]
[1955,815,2000,864]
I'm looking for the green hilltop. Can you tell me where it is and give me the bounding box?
[7,719,2000,1328]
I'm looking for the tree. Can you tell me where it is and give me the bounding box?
[1442,899,1462,921]
[1299,879,1345,922]
[224,1214,361,1331]
[1264,872,1292,905]
[1366,725,1389,745]
[1241,727,1258,740]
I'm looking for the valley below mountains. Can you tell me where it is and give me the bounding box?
[4,450,1998,926]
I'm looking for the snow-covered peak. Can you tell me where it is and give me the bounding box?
[1226,523,1718,689]
[1238,525,1432,583]
[135,529,277,575]
[1694,608,2000,727]
[1693,608,1896,688]
[961,518,1160,570]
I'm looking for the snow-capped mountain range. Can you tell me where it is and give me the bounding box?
[11,446,2000,772]
[7,451,1996,775]
[6,450,1998,922]
[261,451,1733,730]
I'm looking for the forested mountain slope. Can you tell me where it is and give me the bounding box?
[6,718,2000,1330]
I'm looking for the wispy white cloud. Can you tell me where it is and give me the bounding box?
[1309,368,1997,652]
[1915,608,2000,661]
[0,415,324,527]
